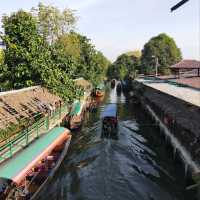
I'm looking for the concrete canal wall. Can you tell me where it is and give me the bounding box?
[131,80,200,174]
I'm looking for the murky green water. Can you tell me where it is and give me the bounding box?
[42,88,196,200]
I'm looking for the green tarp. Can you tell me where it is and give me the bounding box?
[0,127,66,180]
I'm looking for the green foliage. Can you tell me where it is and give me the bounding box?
[126,50,141,59]
[31,3,77,43]
[141,33,182,75]
[107,54,137,80]
[0,10,79,101]
[0,49,4,65]
[54,32,110,86]
[0,6,109,101]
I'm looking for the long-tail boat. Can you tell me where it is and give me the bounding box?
[111,79,116,88]
[0,127,71,199]
[94,83,105,97]
[101,104,118,139]
[68,100,83,130]
[116,82,122,94]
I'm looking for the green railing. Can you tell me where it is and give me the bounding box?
[0,103,69,163]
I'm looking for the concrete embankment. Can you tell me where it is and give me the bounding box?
[131,79,200,175]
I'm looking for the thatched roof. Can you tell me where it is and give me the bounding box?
[0,86,61,129]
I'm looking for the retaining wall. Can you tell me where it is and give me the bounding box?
[132,80,200,168]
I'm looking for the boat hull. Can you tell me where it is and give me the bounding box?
[69,115,83,131]
[31,135,71,200]
[95,90,105,97]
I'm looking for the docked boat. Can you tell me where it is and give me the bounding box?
[68,100,83,130]
[0,127,71,200]
[94,84,105,97]
[101,104,118,139]
[111,79,116,88]
[116,82,122,94]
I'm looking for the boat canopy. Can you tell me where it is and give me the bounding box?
[69,100,81,116]
[101,104,117,119]
[0,127,70,184]
[96,83,104,90]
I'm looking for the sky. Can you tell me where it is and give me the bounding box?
[0,0,199,61]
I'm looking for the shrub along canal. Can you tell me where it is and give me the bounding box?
[41,87,196,200]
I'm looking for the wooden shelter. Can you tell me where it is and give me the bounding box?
[170,60,200,78]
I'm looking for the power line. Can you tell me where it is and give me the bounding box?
[171,0,190,12]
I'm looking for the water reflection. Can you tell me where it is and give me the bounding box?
[40,87,196,200]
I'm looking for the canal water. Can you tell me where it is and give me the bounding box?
[43,87,196,200]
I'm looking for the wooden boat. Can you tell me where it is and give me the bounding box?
[101,104,118,139]
[116,83,122,94]
[0,127,71,200]
[94,84,105,97]
[111,79,115,88]
[95,90,105,97]
[68,100,83,130]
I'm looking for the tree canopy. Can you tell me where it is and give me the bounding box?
[31,3,77,43]
[0,4,109,101]
[107,53,138,80]
[141,33,182,75]
[0,49,4,65]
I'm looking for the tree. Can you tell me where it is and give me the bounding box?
[107,54,137,80]
[0,10,81,102]
[31,3,77,43]
[55,32,110,85]
[0,8,109,100]
[141,33,182,75]
[1,10,45,88]
[126,50,141,59]
[0,49,4,64]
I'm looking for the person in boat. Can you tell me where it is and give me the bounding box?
[101,104,118,139]
[0,178,13,199]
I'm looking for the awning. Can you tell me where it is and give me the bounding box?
[69,100,81,116]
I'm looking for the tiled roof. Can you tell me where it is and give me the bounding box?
[170,60,200,69]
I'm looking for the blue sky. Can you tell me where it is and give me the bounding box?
[0,0,199,61]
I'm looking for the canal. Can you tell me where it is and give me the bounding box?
[43,87,196,200]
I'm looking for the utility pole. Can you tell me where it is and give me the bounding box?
[155,57,158,77]
[152,56,159,77]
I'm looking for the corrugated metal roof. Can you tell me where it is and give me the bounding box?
[170,60,200,69]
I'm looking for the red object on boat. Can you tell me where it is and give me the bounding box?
[96,90,104,97]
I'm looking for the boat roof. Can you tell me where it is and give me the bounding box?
[0,127,68,181]
[96,83,104,90]
[101,104,117,118]
[69,100,81,116]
